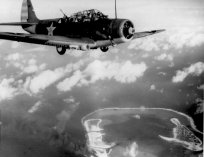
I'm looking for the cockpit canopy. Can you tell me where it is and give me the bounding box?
[69,9,108,22]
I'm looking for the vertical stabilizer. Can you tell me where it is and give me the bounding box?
[21,0,39,23]
[21,0,39,33]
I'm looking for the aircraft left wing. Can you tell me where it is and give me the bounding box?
[133,29,165,39]
[0,22,38,26]
[0,32,96,48]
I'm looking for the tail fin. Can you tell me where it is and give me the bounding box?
[21,0,39,23]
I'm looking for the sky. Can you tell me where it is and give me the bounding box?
[0,0,204,157]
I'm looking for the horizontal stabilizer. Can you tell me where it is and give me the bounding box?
[0,22,38,26]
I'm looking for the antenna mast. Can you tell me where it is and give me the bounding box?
[0,109,1,150]
[115,0,117,19]
[60,9,68,18]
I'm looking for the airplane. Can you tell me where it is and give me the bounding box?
[0,0,165,55]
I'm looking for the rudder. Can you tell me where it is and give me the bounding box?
[21,0,39,23]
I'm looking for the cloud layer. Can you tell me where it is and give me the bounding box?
[57,60,148,92]
[1,59,147,97]
[172,62,204,83]
[128,27,204,52]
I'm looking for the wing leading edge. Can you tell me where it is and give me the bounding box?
[133,29,165,39]
[0,32,96,48]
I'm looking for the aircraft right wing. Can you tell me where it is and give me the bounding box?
[0,32,96,49]
[133,29,165,39]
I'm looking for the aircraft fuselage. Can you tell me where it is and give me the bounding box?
[25,18,135,46]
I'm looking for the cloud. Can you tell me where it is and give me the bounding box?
[83,60,147,84]
[0,41,5,46]
[158,72,166,76]
[57,60,147,92]
[142,53,150,58]
[28,68,66,94]
[188,34,204,47]
[24,60,85,94]
[114,61,147,83]
[5,54,46,74]
[155,53,173,62]
[5,53,23,61]
[128,27,204,51]
[25,46,47,52]
[128,37,160,51]
[198,84,204,90]
[68,50,84,58]
[63,96,75,103]
[57,70,82,92]
[28,101,43,113]
[88,49,104,58]
[55,100,80,133]
[167,27,204,49]
[22,59,46,74]
[172,62,204,83]
[150,84,156,90]
[11,41,20,49]
[0,78,18,102]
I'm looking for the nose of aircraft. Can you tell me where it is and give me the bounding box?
[122,20,135,39]
[128,27,135,35]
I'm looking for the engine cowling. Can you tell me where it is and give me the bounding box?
[110,19,135,44]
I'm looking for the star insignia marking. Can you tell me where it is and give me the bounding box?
[47,22,56,36]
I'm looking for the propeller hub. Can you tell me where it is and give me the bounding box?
[128,27,135,35]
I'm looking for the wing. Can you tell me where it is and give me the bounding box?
[133,29,165,39]
[0,32,96,48]
[0,22,38,26]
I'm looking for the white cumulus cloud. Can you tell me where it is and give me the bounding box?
[57,60,147,92]
[84,60,147,84]
[28,68,66,94]
[128,27,204,51]
[114,61,147,83]
[0,78,18,102]
[5,54,46,74]
[57,71,83,92]
[155,53,173,61]
[22,59,46,74]
[24,60,85,94]
[5,53,23,61]
[172,62,204,83]
[167,27,204,49]
[28,101,43,114]
[128,37,160,51]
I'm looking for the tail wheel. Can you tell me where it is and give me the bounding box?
[56,46,66,55]
[100,47,109,52]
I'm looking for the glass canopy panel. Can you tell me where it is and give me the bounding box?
[69,9,108,22]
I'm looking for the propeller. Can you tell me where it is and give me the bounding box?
[122,20,135,39]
